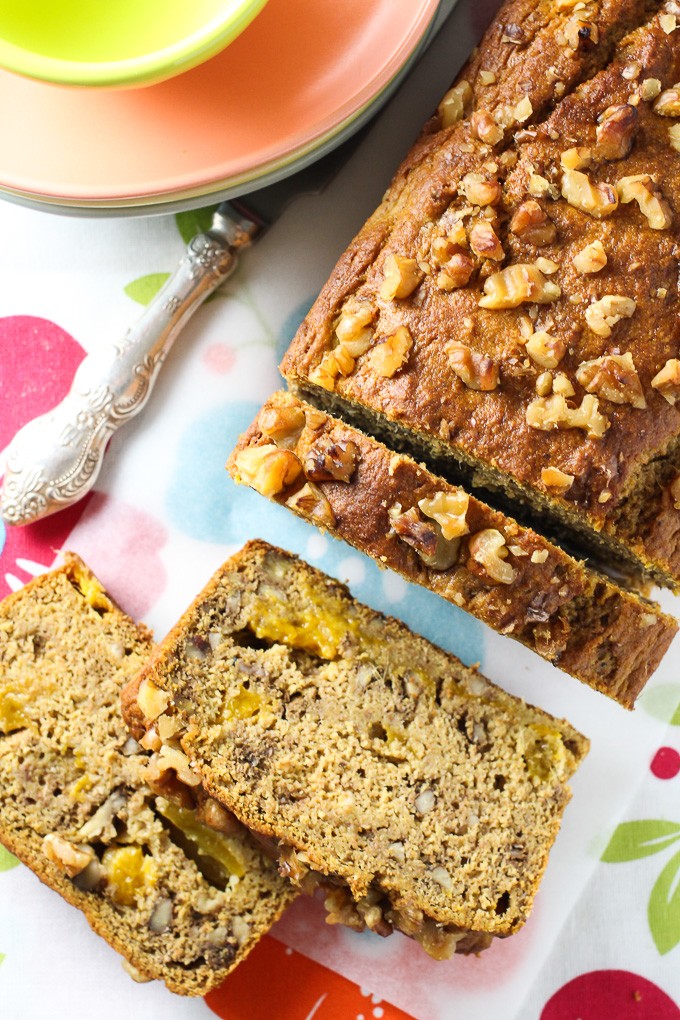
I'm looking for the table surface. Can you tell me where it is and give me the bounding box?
[0,2,679,1018]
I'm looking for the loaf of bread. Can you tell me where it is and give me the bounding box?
[280,0,680,592]
[0,555,295,995]
[122,540,589,960]
[229,391,676,708]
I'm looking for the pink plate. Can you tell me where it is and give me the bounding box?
[0,0,440,206]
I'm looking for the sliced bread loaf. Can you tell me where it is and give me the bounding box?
[0,555,295,995]
[229,391,676,707]
[122,540,589,960]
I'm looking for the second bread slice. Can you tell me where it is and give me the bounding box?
[122,539,588,961]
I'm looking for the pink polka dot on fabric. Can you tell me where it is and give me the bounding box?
[541,970,680,1020]
[202,343,235,374]
[651,746,680,780]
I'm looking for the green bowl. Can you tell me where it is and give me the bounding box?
[0,0,268,88]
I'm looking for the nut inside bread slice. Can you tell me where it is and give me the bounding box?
[0,554,295,996]
[122,539,589,961]
[229,392,677,708]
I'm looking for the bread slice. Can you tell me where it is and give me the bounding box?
[121,540,589,960]
[0,555,295,995]
[280,3,680,591]
[228,392,676,707]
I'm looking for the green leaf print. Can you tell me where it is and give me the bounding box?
[0,845,18,872]
[175,205,218,245]
[601,820,680,862]
[124,273,171,306]
[671,700,680,726]
[649,848,680,954]
[0,953,4,966]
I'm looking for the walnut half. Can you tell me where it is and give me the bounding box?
[479,264,561,309]
[561,169,618,218]
[576,352,646,408]
[418,490,470,540]
[233,444,302,497]
[595,104,638,160]
[447,342,499,390]
[584,295,636,338]
[526,393,609,438]
[617,174,673,230]
[304,437,359,483]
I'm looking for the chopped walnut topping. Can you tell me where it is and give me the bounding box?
[234,444,302,497]
[573,239,607,274]
[640,78,662,100]
[669,123,680,151]
[418,490,470,540]
[617,174,673,229]
[560,146,592,170]
[528,173,558,198]
[514,96,533,123]
[651,358,680,403]
[595,104,638,160]
[561,168,618,218]
[509,200,557,245]
[447,342,499,390]
[137,677,170,721]
[653,83,680,116]
[584,294,636,337]
[460,173,502,207]
[535,256,558,275]
[541,466,575,494]
[469,220,504,260]
[660,12,678,32]
[335,298,376,344]
[468,529,517,584]
[367,326,413,378]
[622,62,641,81]
[531,549,549,563]
[479,264,561,308]
[304,407,328,431]
[479,69,497,84]
[438,80,472,127]
[535,371,553,396]
[304,437,359,483]
[286,482,335,528]
[389,505,461,570]
[309,347,353,390]
[576,352,646,408]
[42,834,94,877]
[380,253,424,300]
[526,331,566,368]
[470,109,503,145]
[259,403,306,448]
[436,252,476,290]
[563,11,599,50]
[553,372,575,397]
[526,393,609,438]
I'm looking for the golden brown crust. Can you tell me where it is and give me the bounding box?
[228,392,676,708]
[281,2,680,588]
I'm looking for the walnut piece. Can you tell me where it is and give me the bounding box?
[561,168,618,218]
[286,482,335,528]
[42,834,94,878]
[584,294,636,338]
[447,342,499,390]
[259,403,306,448]
[653,83,680,116]
[380,253,424,300]
[509,200,557,245]
[304,437,359,483]
[469,220,504,260]
[468,529,517,584]
[368,325,413,378]
[669,123,680,151]
[651,358,680,404]
[576,352,646,408]
[137,677,170,721]
[560,146,592,170]
[470,109,503,145]
[418,490,470,540]
[459,173,501,207]
[438,81,472,127]
[595,104,638,160]
[334,297,376,345]
[617,174,673,229]
[573,239,607,274]
[525,331,566,369]
[436,251,475,290]
[390,505,461,570]
[526,393,609,438]
[553,372,574,397]
[234,444,302,497]
[146,745,202,788]
[479,264,561,308]
[541,466,575,494]
[564,11,599,50]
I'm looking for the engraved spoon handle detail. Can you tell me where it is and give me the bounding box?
[0,208,259,526]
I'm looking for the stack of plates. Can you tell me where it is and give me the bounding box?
[0,0,443,215]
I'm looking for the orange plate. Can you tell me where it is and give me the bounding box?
[0,0,439,204]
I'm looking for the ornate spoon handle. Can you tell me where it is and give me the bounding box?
[1,207,259,526]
